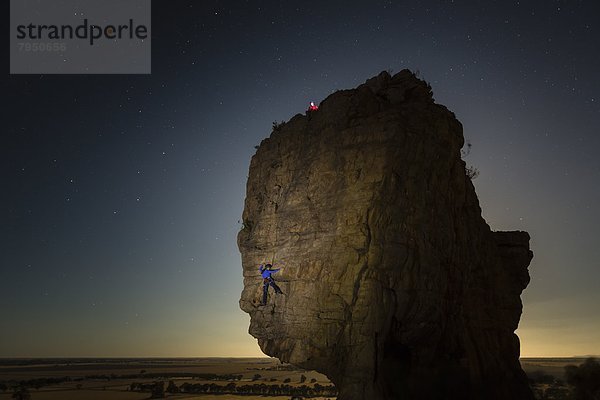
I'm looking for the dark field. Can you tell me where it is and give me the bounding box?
[0,358,334,399]
[521,357,587,380]
[0,357,593,399]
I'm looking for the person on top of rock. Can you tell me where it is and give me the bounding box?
[259,263,283,305]
[307,101,319,112]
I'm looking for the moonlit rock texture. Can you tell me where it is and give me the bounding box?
[238,70,534,400]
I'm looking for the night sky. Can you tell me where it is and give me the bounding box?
[3,1,599,357]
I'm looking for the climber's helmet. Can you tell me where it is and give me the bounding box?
[265,263,273,270]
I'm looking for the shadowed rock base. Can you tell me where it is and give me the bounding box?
[238,70,534,400]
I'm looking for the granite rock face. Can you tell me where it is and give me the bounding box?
[238,70,533,400]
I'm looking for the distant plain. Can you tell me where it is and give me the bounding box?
[0,358,332,399]
[0,357,589,399]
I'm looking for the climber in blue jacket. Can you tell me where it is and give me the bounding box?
[259,263,283,305]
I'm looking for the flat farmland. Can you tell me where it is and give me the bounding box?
[0,358,335,399]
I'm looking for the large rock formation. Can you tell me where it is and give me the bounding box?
[238,70,533,400]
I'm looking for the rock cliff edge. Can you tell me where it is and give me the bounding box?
[238,70,534,400]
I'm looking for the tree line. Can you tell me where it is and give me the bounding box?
[129,380,338,398]
[529,357,600,400]
[0,372,242,393]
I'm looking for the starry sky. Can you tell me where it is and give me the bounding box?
[3,1,599,358]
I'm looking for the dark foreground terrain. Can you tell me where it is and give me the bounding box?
[0,358,335,399]
[0,357,592,399]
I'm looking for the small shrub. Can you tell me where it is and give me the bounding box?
[466,165,480,180]
[461,140,479,180]
[11,387,31,400]
[461,141,472,158]
[565,358,600,400]
[150,381,165,399]
[166,380,179,393]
